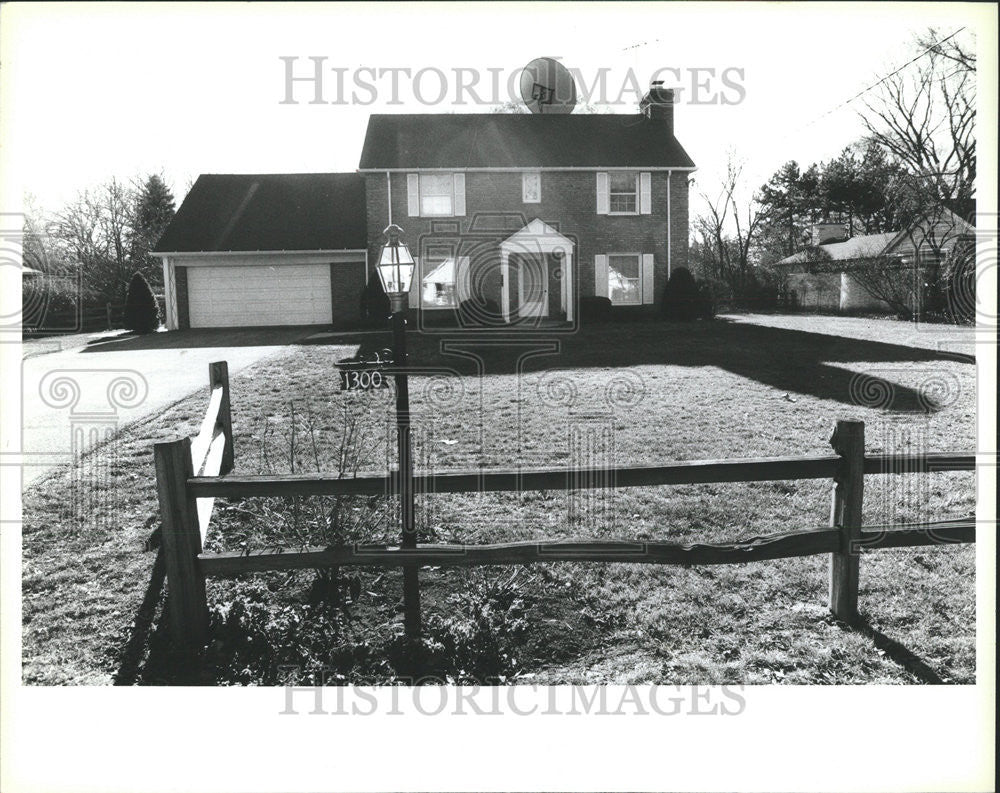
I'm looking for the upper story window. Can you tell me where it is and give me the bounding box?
[597,171,651,215]
[420,174,455,216]
[522,172,541,203]
[407,173,466,217]
[608,172,639,214]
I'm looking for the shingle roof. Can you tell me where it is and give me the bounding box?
[358,113,696,170]
[777,233,897,266]
[153,173,367,253]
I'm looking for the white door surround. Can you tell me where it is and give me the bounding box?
[499,219,574,323]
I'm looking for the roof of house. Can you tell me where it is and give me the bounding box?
[358,113,696,170]
[776,232,898,266]
[153,173,367,253]
[777,208,977,268]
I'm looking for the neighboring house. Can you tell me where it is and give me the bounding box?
[358,82,694,324]
[154,82,694,329]
[776,209,975,313]
[153,173,367,329]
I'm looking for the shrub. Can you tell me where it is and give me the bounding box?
[696,282,716,319]
[735,279,779,312]
[579,296,613,323]
[458,296,503,326]
[359,275,390,325]
[662,267,712,320]
[942,242,976,325]
[123,272,160,333]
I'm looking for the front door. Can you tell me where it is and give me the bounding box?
[514,254,547,318]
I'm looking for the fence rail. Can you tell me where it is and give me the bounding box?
[154,361,978,652]
[185,452,974,500]
[196,517,976,577]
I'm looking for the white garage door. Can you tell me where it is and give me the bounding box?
[187,264,332,327]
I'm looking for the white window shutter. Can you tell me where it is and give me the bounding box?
[457,256,471,302]
[453,173,466,216]
[641,253,655,304]
[407,174,420,217]
[596,172,609,215]
[640,172,652,214]
[409,257,421,309]
[594,254,608,297]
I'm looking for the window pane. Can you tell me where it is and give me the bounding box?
[609,255,639,278]
[609,194,637,213]
[421,173,453,195]
[421,195,453,215]
[420,174,454,216]
[608,172,637,213]
[609,172,635,191]
[523,172,540,202]
[608,255,640,304]
[421,258,457,307]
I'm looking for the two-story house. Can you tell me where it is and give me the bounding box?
[358,83,694,325]
[154,83,694,329]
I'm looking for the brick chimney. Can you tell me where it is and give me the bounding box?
[640,81,674,135]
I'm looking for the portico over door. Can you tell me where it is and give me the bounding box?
[499,219,575,324]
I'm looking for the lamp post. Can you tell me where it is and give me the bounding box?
[376,224,420,641]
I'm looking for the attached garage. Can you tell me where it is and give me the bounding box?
[153,173,368,330]
[186,263,332,328]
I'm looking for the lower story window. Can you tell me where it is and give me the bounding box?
[608,254,641,304]
[421,257,457,307]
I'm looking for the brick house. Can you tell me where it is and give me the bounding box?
[154,83,694,329]
[359,83,694,324]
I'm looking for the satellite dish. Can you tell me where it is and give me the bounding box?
[519,57,577,114]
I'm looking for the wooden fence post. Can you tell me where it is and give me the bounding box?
[155,436,208,650]
[209,361,235,474]
[828,420,865,623]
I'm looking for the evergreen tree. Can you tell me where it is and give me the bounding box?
[132,174,176,290]
[123,271,160,333]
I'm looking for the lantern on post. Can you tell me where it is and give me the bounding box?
[377,223,416,312]
[375,224,421,642]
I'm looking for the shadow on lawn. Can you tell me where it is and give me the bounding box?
[854,617,947,684]
[351,318,972,413]
[82,326,325,352]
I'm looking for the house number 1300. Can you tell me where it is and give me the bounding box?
[340,369,389,391]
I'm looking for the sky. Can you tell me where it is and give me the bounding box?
[0,2,991,216]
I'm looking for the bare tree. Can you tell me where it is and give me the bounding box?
[845,252,920,320]
[915,26,976,73]
[697,154,764,297]
[51,179,139,303]
[861,29,976,213]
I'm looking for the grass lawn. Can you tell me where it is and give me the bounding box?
[21,315,976,685]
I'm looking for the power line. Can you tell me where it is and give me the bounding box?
[799,26,967,130]
[738,27,970,187]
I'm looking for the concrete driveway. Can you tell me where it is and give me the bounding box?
[15,327,315,489]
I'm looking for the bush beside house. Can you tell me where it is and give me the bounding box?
[123,272,160,333]
[580,296,613,323]
[662,268,714,320]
